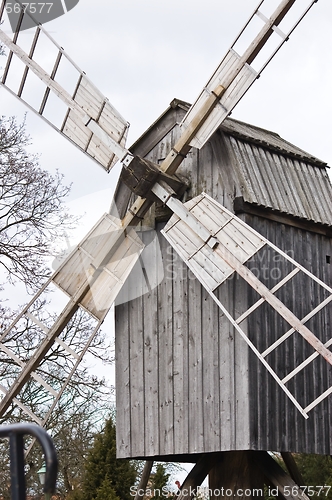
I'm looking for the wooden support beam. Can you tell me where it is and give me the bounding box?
[176,454,223,500]
[209,451,264,500]
[252,452,309,500]
[281,453,305,487]
[121,156,187,201]
[134,461,154,500]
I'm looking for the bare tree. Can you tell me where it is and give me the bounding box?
[0,115,77,289]
[0,303,114,424]
[0,396,114,500]
[0,115,114,498]
[0,303,114,499]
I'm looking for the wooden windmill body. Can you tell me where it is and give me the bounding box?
[114,99,332,462]
[1,1,332,495]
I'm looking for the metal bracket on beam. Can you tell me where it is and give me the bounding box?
[151,182,219,249]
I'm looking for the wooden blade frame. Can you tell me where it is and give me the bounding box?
[162,192,332,419]
[0,0,129,170]
[0,214,144,422]
[180,0,318,149]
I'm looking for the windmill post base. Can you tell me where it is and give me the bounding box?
[209,451,264,500]
[175,451,308,500]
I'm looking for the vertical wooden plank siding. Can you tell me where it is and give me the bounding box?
[158,232,174,455]
[216,280,236,450]
[115,298,131,457]
[172,242,190,455]
[202,286,221,452]
[128,280,145,457]
[233,277,251,450]
[143,231,160,456]
[187,266,204,453]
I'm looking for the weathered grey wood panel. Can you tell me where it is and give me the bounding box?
[115,221,251,459]
[245,215,332,454]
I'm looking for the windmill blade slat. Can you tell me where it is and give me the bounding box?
[61,113,92,148]
[53,213,144,319]
[87,134,120,171]
[183,194,232,234]
[166,215,234,289]
[73,76,105,119]
[0,13,129,171]
[181,50,257,149]
[161,193,332,417]
[79,230,145,319]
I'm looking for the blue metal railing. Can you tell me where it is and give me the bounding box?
[0,423,58,500]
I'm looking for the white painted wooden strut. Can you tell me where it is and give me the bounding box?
[24,318,104,457]
[162,193,332,417]
[236,268,301,325]
[282,333,332,384]
[26,312,80,360]
[263,295,332,360]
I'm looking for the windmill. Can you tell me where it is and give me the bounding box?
[0,0,332,495]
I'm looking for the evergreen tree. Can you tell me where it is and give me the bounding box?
[151,464,170,500]
[294,454,332,497]
[75,416,137,500]
[92,477,120,500]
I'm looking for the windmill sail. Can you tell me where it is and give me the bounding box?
[162,193,332,419]
[180,0,318,149]
[0,0,129,170]
[0,214,144,423]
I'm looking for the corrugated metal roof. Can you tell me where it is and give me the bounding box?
[221,118,327,167]
[223,134,332,226]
